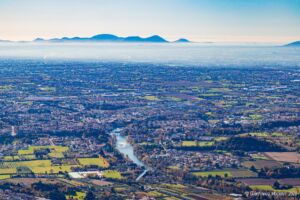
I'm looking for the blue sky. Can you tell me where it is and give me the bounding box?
[1,0,300,43]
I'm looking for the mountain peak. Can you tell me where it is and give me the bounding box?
[144,35,168,42]
[174,38,190,43]
[34,38,45,42]
[33,34,190,43]
[91,34,120,40]
[285,41,300,47]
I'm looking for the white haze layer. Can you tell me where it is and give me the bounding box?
[0,42,300,67]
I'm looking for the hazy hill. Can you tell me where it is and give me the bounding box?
[33,34,189,43]
[285,41,300,47]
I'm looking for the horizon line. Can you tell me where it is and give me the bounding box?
[1,33,298,45]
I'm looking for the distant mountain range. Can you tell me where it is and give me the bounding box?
[1,36,298,45]
[0,39,11,43]
[34,34,191,43]
[285,41,300,47]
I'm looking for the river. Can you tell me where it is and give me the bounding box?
[110,128,149,181]
[110,128,145,167]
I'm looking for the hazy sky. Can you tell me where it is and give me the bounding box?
[1,0,300,43]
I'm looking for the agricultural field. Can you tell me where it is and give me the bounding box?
[181,141,197,146]
[265,152,300,163]
[238,178,300,186]
[143,96,159,101]
[48,152,64,158]
[22,155,36,160]
[147,191,165,198]
[240,132,287,139]
[18,149,33,155]
[237,178,275,186]
[249,114,263,120]
[18,146,68,159]
[241,132,269,137]
[0,159,77,175]
[0,168,17,174]
[208,87,231,93]
[181,141,214,147]
[250,185,300,193]
[249,153,269,160]
[1,160,52,168]
[18,146,69,154]
[213,137,228,142]
[103,170,123,179]
[242,160,282,169]
[0,85,13,91]
[66,191,86,200]
[271,132,285,137]
[153,183,226,200]
[230,170,257,178]
[78,157,109,168]
[169,97,182,102]
[0,175,10,180]
[30,165,77,174]
[39,86,56,92]
[193,171,232,178]
[239,178,300,194]
[193,169,256,178]
[3,156,20,161]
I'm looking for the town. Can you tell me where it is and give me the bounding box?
[0,59,299,199]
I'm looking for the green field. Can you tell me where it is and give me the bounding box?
[199,93,219,97]
[0,85,13,91]
[214,137,228,142]
[4,154,36,161]
[147,191,165,198]
[78,157,109,168]
[170,97,182,102]
[103,170,122,179]
[249,114,263,120]
[250,185,300,193]
[48,152,64,158]
[143,96,159,101]
[3,156,20,161]
[0,159,78,175]
[271,132,285,137]
[18,146,69,155]
[182,141,197,146]
[0,160,52,168]
[39,86,56,92]
[30,165,76,174]
[18,149,33,155]
[208,88,231,93]
[245,132,269,137]
[0,160,51,175]
[0,168,16,175]
[0,175,10,180]
[193,171,232,177]
[18,146,68,159]
[22,154,36,160]
[66,191,86,200]
[250,153,269,160]
[182,141,214,147]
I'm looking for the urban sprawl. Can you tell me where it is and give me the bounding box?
[0,60,299,199]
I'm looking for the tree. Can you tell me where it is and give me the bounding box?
[273,180,280,189]
[250,165,257,172]
[85,191,96,200]
[49,191,66,200]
